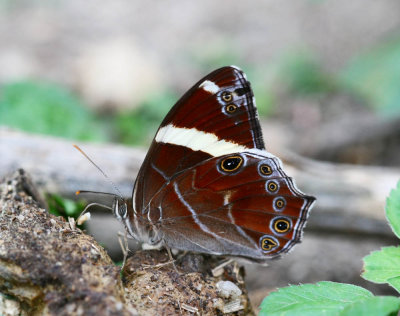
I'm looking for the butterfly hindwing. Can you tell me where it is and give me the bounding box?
[146,151,315,261]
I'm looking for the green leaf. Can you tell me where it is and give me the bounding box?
[0,80,105,141]
[386,181,400,239]
[47,194,84,219]
[259,281,373,316]
[362,246,400,293]
[114,90,177,145]
[341,296,400,316]
[279,51,335,96]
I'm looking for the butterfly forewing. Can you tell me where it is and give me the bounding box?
[159,66,264,149]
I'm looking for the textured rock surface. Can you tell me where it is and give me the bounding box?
[123,251,253,315]
[0,170,132,315]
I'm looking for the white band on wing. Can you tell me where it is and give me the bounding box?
[155,124,249,157]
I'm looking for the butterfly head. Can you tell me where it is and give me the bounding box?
[112,196,128,221]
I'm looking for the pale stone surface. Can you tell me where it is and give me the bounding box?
[0,294,27,316]
[216,281,243,299]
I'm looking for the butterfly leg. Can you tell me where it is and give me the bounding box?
[211,259,234,277]
[118,229,130,269]
[166,246,179,273]
[139,242,178,271]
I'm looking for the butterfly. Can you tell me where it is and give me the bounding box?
[108,66,315,263]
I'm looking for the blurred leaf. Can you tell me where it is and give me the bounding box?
[362,246,400,293]
[115,91,177,145]
[259,281,373,316]
[279,51,335,96]
[47,194,84,218]
[253,87,274,117]
[386,180,400,239]
[341,296,400,316]
[0,80,105,141]
[341,38,400,116]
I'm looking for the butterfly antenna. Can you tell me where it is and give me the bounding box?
[73,144,124,200]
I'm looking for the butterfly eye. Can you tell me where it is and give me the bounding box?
[118,203,127,218]
[225,104,238,114]
[260,236,278,252]
[220,155,243,172]
[221,91,233,102]
[266,180,279,193]
[260,164,273,176]
[112,198,128,219]
[272,217,291,234]
[273,197,286,212]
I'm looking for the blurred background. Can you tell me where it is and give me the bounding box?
[1,0,400,312]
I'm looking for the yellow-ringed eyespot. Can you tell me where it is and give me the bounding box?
[260,164,273,176]
[221,91,233,102]
[225,104,238,114]
[220,155,243,173]
[260,236,278,252]
[273,196,286,212]
[266,180,279,193]
[272,217,291,234]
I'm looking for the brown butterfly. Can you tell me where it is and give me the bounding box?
[91,66,315,263]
